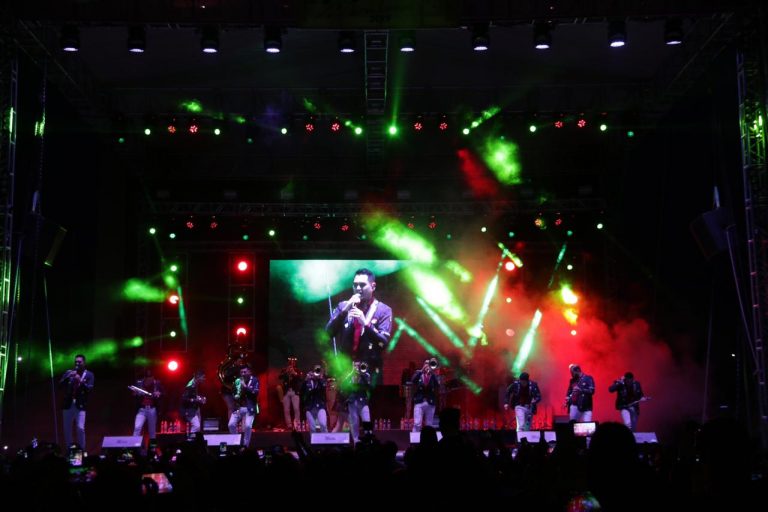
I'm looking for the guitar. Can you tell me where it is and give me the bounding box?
[625,396,651,408]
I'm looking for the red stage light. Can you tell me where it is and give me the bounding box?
[554,120,564,129]
[341,224,350,231]
[236,260,249,272]
[186,220,194,229]
[577,118,587,128]
[330,120,341,132]
[235,326,248,337]
[168,294,180,305]
[167,360,179,372]
[504,261,516,271]
[314,222,322,230]
[407,222,415,229]
[414,121,423,131]
[167,124,177,134]
[210,220,218,229]
[189,123,199,134]
[428,221,437,229]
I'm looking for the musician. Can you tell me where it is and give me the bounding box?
[302,364,328,432]
[345,361,372,443]
[181,370,206,433]
[279,357,303,430]
[59,354,95,450]
[132,369,163,441]
[326,268,392,385]
[228,365,259,447]
[565,364,595,422]
[411,358,440,432]
[503,371,542,432]
[608,372,644,431]
[220,356,246,419]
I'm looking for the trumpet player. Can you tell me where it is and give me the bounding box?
[302,365,328,432]
[346,361,372,443]
[59,354,94,451]
[279,356,303,430]
[411,358,440,432]
[228,365,259,447]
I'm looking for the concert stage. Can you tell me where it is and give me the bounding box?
[152,429,521,452]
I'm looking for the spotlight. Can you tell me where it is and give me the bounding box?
[264,26,282,53]
[167,360,180,372]
[576,118,587,128]
[471,23,490,51]
[413,116,424,131]
[608,20,626,48]
[188,119,199,134]
[330,118,341,132]
[60,25,80,52]
[305,116,315,132]
[127,25,146,53]
[554,119,564,129]
[533,21,552,50]
[664,18,684,45]
[200,26,219,53]
[398,31,415,52]
[438,116,449,131]
[338,31,356,53]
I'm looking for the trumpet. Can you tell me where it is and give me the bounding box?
[358,362,368,373]
[428,358,439,370]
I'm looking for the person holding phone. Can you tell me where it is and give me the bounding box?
[59,354,95,451]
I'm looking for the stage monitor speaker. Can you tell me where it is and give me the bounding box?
[517,431,557,443]
[409,431,444,444]
[633,432,658,443]
[310,432,350,445]
[203,434,241,446]
[690,207,729,259]
[202,418,220,432]
[102,436,143,449]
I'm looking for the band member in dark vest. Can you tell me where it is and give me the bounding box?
[279,357,303,430]
[412,358,440,432]
[565,364,595,422]
[504,371,542,431]
[344,361,372,443]
[181,370,207,433]
[131,369,163,441]
[59,354,95,450]
[608,372,645,431]
[326,268,392,386]
[228,365,259,446]
[302,364,328,432]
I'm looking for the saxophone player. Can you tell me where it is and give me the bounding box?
[302,365,328,432]
[228,365,259,447]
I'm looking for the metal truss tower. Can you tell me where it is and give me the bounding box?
[0,30,19,442]
[737,16,768,446]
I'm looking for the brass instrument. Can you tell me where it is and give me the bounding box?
[358,362,368,373]
[218,343,250,391]
[428,358,439,370]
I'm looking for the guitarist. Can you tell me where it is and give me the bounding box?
[608,372,644,431]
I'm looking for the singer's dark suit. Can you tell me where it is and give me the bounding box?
[326,299,392,372]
